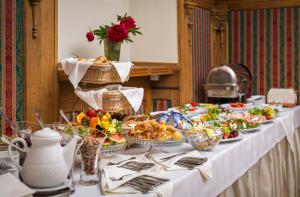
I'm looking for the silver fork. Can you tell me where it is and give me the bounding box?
[107,157,136,166]
[159,152,186,161]
[109,173,136,181]
[0,161,12,173]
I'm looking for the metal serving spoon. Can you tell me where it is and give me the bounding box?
[34,107,45,128]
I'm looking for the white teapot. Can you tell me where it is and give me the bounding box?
[8,128,82,188]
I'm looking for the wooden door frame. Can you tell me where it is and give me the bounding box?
[23,0,58,123]
[177,0,215,105]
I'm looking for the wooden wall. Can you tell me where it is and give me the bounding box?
[23,0,58,124]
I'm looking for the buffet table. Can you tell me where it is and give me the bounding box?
[72,106,300,197]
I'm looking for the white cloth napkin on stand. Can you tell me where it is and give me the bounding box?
[0,173,35,197]
[112,62,132,83]
[119,87,144,112]
[61,58,133,89]
[150,150,213,179]
[61,57,93,89]
[75,88,106,109]
[75,85,144,112]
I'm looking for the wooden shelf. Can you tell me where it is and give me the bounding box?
[58,63,176,83]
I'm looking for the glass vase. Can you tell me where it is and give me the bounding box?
[104,39,121,61]
[79,136,103,185]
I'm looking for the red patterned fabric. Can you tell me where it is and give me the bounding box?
[1,0,23,135]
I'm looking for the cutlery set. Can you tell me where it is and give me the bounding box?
[114,175,169,194]
[174,157,208,169]
[103,156,208,194]
[119,161,155,172]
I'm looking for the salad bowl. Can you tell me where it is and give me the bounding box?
[186,126,223,151]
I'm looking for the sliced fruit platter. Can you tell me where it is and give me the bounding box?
[74,109,126,150]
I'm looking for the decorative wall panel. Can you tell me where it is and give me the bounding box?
[192,7,211,102]
[153,99,171,111]
[228,8,300,98]
[0,0,23,135]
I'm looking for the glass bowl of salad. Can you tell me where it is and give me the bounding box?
[186,125,223,151]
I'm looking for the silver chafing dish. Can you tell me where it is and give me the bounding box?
[205,64,252,102]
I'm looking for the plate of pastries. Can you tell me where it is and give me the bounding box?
[128,119,183,144]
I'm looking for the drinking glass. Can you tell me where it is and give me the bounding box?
[79,128,106,186]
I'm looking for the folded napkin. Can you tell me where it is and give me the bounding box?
[279,112,296,152]
[0,173,35,197]
[61,57,93,89]
[100,154,173,197]
[75,85,144,112]
[150,150,213,179]
[61,58,133,89]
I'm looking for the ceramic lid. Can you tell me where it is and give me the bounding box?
[33,128,61,138]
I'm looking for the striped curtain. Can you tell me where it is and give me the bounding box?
[152,99,171,112]
[0,0,23,135]
[228,8,300,99]
[192,8,211,102]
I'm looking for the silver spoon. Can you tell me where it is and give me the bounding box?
[34,107,45,128]
[59,109,72,125]
[59,109,77,136]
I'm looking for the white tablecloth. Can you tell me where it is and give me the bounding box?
[72,106,300,197]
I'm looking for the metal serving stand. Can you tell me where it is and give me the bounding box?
[205,64,252,103]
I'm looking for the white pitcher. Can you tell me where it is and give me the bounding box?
[8,128,82,188]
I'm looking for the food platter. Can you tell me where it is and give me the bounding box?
[262,119,274,124]
[135,138,185,146]
[221,103,252,111]
[241,127,261,133]
[220,135,242,143]
[101,143,126,154]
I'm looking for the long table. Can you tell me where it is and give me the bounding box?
[72,106,300,197]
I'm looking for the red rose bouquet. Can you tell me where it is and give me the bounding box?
[86,13,142,44]
[86,13,141,61]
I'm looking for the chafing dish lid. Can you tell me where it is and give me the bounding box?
[207,65,237,85]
